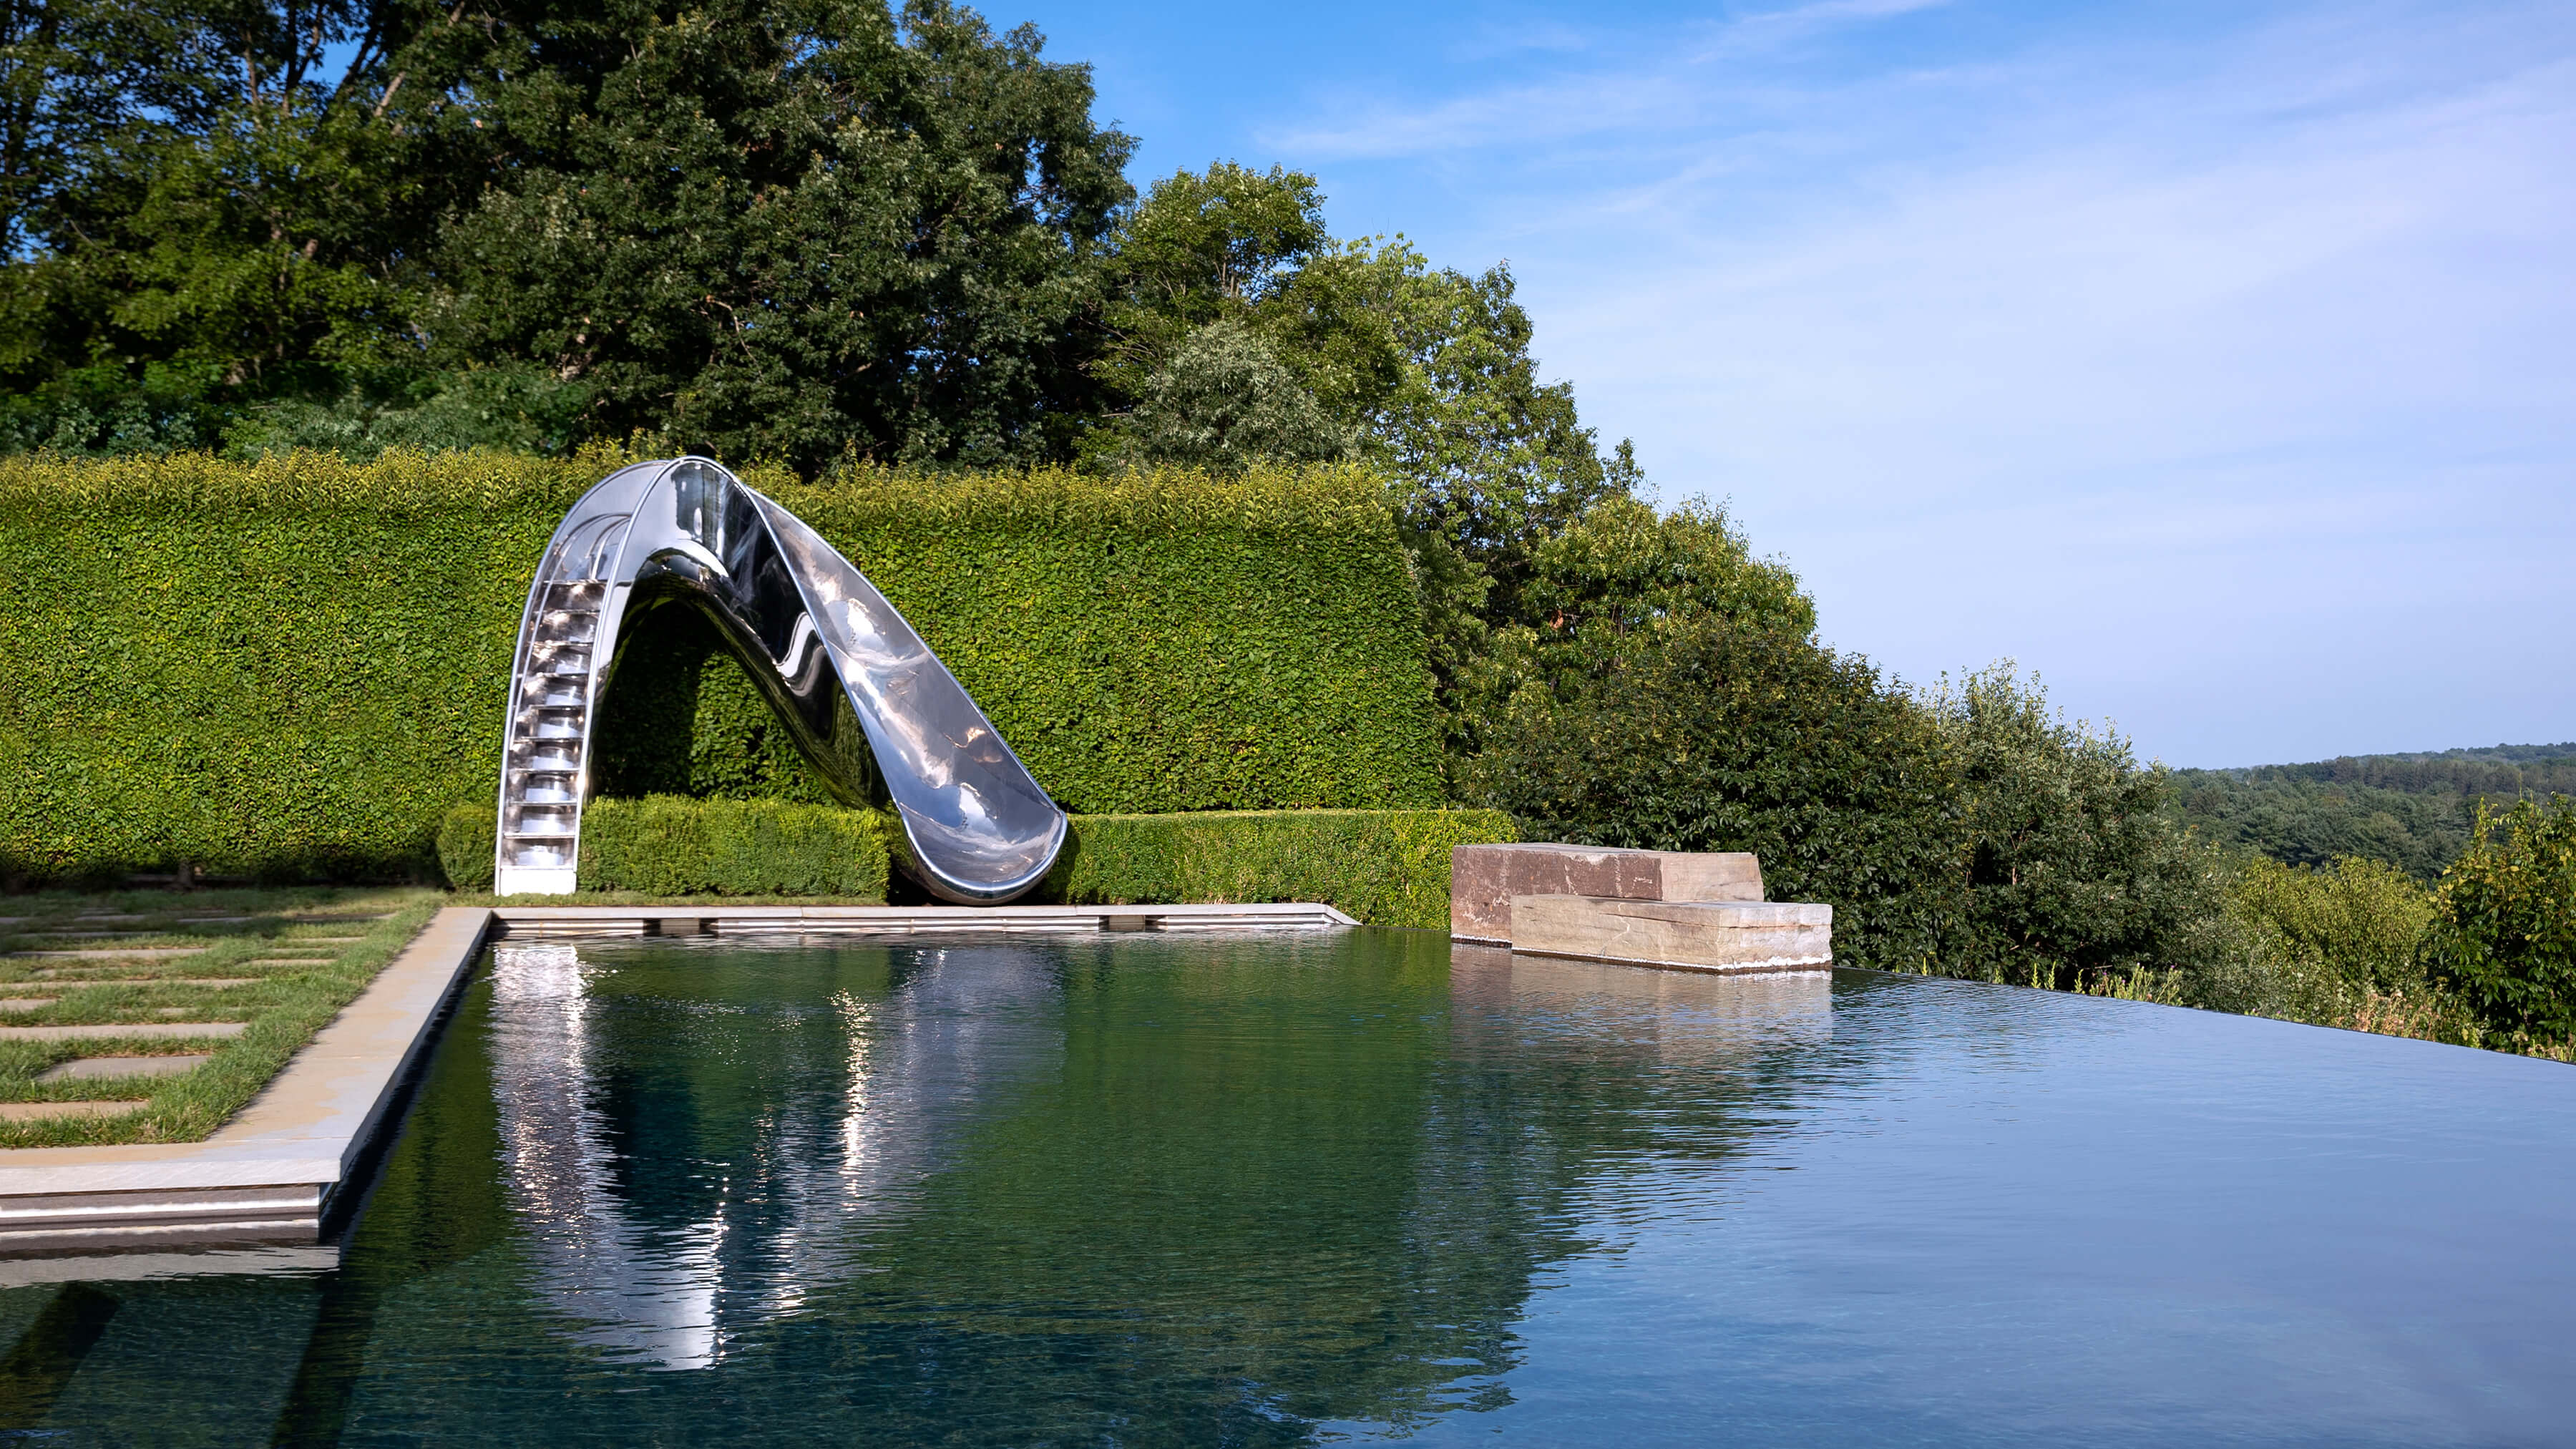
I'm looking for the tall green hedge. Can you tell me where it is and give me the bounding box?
[0,451,1440,882]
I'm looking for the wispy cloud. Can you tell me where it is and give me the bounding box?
[1260,0,2576,762]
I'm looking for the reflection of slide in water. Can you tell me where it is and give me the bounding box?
[486,942,1063,1370]
[1448,945,1835,1067]
[492,456,1065,902]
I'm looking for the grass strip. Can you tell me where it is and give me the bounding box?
[0,887,441,1147]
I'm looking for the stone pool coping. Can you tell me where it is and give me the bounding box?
[0,902,1360,1254]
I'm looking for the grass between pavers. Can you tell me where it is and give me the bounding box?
[0,887,442,1148]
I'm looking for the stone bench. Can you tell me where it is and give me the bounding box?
[1451,841,1830,975]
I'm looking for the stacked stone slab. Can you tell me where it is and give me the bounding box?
[1450,842,1831,975]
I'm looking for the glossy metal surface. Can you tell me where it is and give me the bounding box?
[492,457,1066,902]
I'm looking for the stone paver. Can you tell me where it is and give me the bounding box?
[0,1022,246,1041]
[37,1055,210,1083]
[0,1000,56,1013]
[0,1101,147,1121]
[23,977,258,989]
[4,947,208,960]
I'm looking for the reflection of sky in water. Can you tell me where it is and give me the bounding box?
[487,940,1063,1370]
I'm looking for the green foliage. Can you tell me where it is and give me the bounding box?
[2423,797,2576,1040]
[427,0,1135,472]
[2198,853,2439,1022]
[2168,745,2576,879]
[1463,618,1960,969]
[591,608,836,805]
[0,452,1439,882]
[1923,665,2223,987]
[439,799,1501,925]
[2,0,1136,473]
[437,798,887,899]
[1043,808,1517,929]
[1097,318,1356,472]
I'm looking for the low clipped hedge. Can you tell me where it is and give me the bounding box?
[1040,809,1518,930]
[438,797,889,899]
[438,801,1513,925]
[1,450,1440,882]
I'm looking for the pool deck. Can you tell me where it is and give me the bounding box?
[0,902,1359,1255]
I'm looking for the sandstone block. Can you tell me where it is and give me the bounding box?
[1507,896,1831,974]
[1450,842,1762,942]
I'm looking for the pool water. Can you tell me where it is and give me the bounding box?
[5,930,2572,1446]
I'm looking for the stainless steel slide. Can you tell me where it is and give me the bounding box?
[492,457,1067,903]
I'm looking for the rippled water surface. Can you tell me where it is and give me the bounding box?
[7,930,2575,1446]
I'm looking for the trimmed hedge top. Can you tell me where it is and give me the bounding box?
[1,449,1441,881]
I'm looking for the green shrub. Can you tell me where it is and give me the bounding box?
[0,451,1438,882]
[1462,618,1960,969]
[2424,797,2576,1040]
[1041,809,1517,929]
[2201,853,2439,1021]
[440,800,1505,925]
[437,797,889,899]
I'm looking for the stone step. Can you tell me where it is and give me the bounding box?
[0,1023,247,1042]
[0,1000,55,1013]
[36,1055,211,1083]
[1507,896,1833,975]
[0,1101,147,1121]
[1452,842,1765,944]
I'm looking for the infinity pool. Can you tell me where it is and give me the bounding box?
[6,930,2572,1445]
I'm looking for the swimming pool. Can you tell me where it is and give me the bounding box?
[5,929,2570,1445]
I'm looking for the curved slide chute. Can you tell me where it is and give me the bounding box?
[492,457,1067,903]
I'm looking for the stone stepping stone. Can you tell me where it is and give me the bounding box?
[291,913,393,922]
[38,1055,210,1083]
[13,931,148,940]
[0,1000,56,1013]
[0,1100,146,1121]
[177,915,252,924]
[72,914,153,922]
[4,947,208,960]
[0,1022,246,1041]
[284,936,368,944]
[47,978,261,990]
[245,957,334,968]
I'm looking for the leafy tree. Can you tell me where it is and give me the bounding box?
[1106,318,1352,471]
[1922,665,2220,987]
[429,0,1133,472]
[2423,796,2576,1040]
[0,0,1136,471]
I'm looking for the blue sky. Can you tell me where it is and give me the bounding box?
[1006,0,2575,768]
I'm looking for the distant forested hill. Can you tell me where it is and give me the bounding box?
[2167,743,2576,878]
